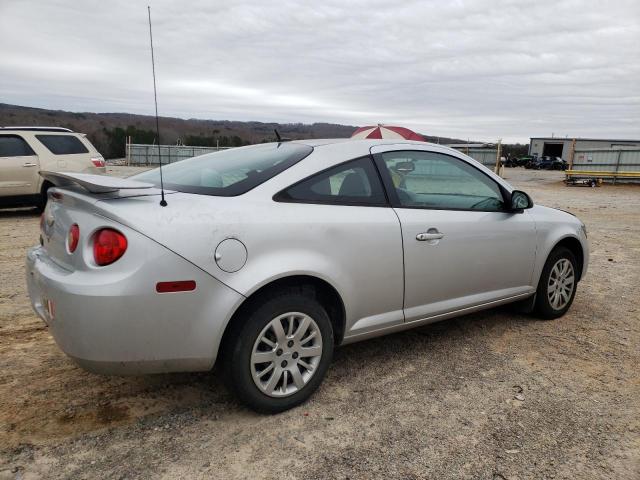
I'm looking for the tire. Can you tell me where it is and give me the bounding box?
[35,182,51,212]
[533,247,578,319]
[222,288,334,413]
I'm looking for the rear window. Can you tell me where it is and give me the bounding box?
[36,134,89,155]
[132,142,313,196]
[0,135,35,157]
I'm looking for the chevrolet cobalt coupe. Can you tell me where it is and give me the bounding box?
[26,139,588,412]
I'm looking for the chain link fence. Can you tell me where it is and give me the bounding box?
[126,144,232,165]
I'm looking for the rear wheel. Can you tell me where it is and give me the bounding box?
[534,247,578,319]
[222,289,334,413]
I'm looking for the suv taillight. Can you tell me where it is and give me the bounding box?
[67,224,80,253]
[93,228,127,266]
[91,157,105,168]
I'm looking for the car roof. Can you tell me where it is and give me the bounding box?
[290,137,452,158]
[0,126,74,133]
[292,138,439,148]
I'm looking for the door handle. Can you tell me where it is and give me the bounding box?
[416,231,445,241]
[22,163,38,167]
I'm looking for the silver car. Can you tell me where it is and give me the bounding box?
[26,139,588,412]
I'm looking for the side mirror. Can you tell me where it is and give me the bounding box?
[509,190,533,212]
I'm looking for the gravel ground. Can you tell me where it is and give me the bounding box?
[0,168,638,479]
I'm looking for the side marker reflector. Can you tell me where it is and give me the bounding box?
[156,280,196,293]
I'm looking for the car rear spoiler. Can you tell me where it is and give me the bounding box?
[40,171,154,194]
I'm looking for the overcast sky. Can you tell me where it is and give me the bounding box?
[1,0,639,142]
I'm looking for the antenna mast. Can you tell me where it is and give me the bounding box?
[147,6,167,207]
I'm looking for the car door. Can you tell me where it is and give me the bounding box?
[372,146,537,323]
[0,134,40,197]
[274,156,405,337]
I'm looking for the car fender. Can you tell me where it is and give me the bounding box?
[240,263,347,302]
[529,206,589,286]
[224,245,374,334]
[222,265,348,336]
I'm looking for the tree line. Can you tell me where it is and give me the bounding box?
[93,126,254,158]
[93,126,530,160]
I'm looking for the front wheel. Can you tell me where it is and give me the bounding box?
[222,289,334,413]
[534,247,578,319]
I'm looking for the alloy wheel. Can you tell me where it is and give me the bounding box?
[547,258,575,310]
[250,312,323,397]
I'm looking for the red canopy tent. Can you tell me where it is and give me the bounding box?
[351,124,425,141]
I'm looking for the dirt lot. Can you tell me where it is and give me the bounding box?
[1,169,638,479]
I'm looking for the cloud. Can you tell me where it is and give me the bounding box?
[1,0,638,142]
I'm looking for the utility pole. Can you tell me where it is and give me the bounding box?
[568,138,576,170]
[126,135,131,166]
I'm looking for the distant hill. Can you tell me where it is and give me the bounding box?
[0,103,467,159]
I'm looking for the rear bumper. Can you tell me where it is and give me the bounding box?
[26,245,244,375]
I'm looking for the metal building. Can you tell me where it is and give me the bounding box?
[445,143,498,169]
[529,137,640,161]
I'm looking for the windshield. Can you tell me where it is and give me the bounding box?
[132,142,313,196]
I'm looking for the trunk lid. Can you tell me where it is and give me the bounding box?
[37,170,250,281]
[38,172,173,271]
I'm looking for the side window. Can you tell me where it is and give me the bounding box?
[36,135,88,155]
[276,157,387,206]
[380,150,505,211]
[0,135,36,157]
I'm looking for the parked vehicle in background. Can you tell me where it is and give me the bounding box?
[505,156,532,168]
[26,139,589,413]
[526,156,547,169]
[0,127,105,209]
[526,156,567,170]
[551,157,568,170]
[513,155,533,167]
[525,156,543,169]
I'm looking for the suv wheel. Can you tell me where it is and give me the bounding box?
[223,288,334,413]
[534,247,578,319]
[36,182,52,212]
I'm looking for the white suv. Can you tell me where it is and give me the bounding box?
[0,127,106,209]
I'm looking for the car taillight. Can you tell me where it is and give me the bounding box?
[93,228,127,266]
[91,157,105,168]
[67,224,80,253]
